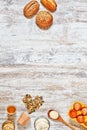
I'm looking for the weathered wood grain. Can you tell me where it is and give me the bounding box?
[0,0,87,130]
[0,64,87,130]
[0,0,87,64]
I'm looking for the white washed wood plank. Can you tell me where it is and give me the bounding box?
[0,64,87,130]
[0,0,87,130]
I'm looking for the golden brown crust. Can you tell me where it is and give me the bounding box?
[36,11,53,29]
[23,0,40,18]
[41,0,57,12]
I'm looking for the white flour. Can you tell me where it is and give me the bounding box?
[35,117,50,130]
[49,110,59,119]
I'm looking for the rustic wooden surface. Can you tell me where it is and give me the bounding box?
[0,0,87,130]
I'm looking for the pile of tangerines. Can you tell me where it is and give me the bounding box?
[69,102,87,127]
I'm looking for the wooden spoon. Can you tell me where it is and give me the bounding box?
[48,110,76,130]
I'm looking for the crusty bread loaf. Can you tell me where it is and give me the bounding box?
[23,0,40,18]
[41,0,57,12]
[36,11,53,29]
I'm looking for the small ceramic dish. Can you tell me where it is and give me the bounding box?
[7,105,16,115]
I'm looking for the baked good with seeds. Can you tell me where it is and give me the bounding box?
[23,0,40,18]
[36,11,53,29]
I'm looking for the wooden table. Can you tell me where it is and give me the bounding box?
[0,0,87,130]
